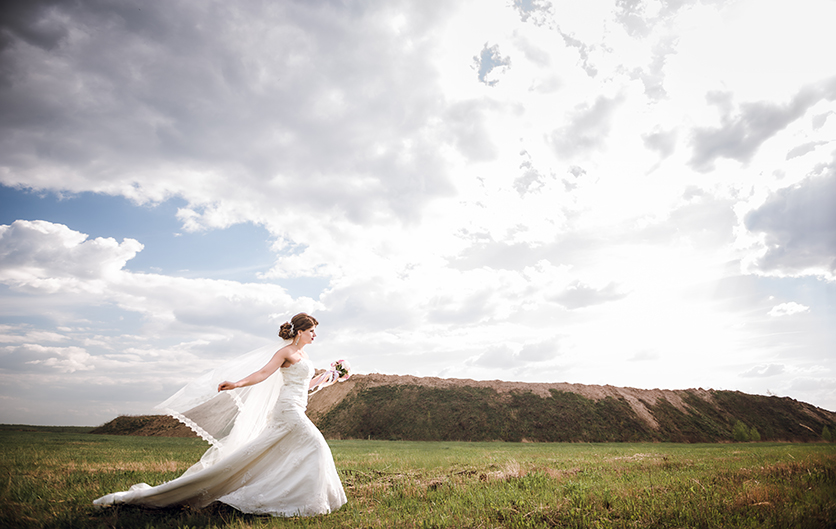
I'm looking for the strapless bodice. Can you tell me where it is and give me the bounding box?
[275,358,314,412]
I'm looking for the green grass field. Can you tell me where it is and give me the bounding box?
[1,429,834,528]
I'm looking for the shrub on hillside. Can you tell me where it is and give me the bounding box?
[733,420,751,442]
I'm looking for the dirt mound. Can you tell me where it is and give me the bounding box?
[93,373,836,443]
[309,374,836,443]
[307,373,709,431]
[90,414,197,438]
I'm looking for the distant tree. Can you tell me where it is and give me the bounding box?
[823,425,833,442]
[732,420,750,442]
[749,426,760,442]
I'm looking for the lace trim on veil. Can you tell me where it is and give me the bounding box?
[160,408,221,446]
[154,341,288,452]
[229,391,245,410]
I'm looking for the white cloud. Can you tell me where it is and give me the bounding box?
[767,302,810,318]
[0,220,143,291]
[688,79,836,172]
[0,325,68,345]
[517,337,561,362]
[549,95,623,157]
[743,172,836,282]
[26,345,94,373]
[511,0,554,27]
[627,350,659,362]
[469,345,518,369]
[665,0,836,103]
[0,219,308,344]
[2,343,92,373]
[740,364,785,378]
[548,281,627,310]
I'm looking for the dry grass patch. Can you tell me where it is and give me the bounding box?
[63,459,185,473]
[733,480,783,510]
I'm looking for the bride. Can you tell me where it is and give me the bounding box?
[93,313,347,517]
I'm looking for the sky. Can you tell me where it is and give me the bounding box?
[1,0,835,426]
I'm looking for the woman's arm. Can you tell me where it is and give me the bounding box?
[217,348,290,391]
[309,371,328,390]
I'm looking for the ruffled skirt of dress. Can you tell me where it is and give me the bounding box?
[93,407,347,517]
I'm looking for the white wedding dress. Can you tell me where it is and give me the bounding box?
[93,356,347,517]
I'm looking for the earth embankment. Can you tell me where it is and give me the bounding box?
[93,373,836,443]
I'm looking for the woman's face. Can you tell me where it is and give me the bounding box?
[297,326,317,345]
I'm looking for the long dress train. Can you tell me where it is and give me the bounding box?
[93,357,347,517]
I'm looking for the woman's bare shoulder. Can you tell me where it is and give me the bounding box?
[273,344,294,358]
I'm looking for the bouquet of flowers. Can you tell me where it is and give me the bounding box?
[333,359,351,380]
[309,359,352,394]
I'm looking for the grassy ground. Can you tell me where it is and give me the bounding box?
[1,430,834,528]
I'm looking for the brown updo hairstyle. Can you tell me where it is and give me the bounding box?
[278,313,319,340]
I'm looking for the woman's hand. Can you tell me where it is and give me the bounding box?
[218,381,238,392]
